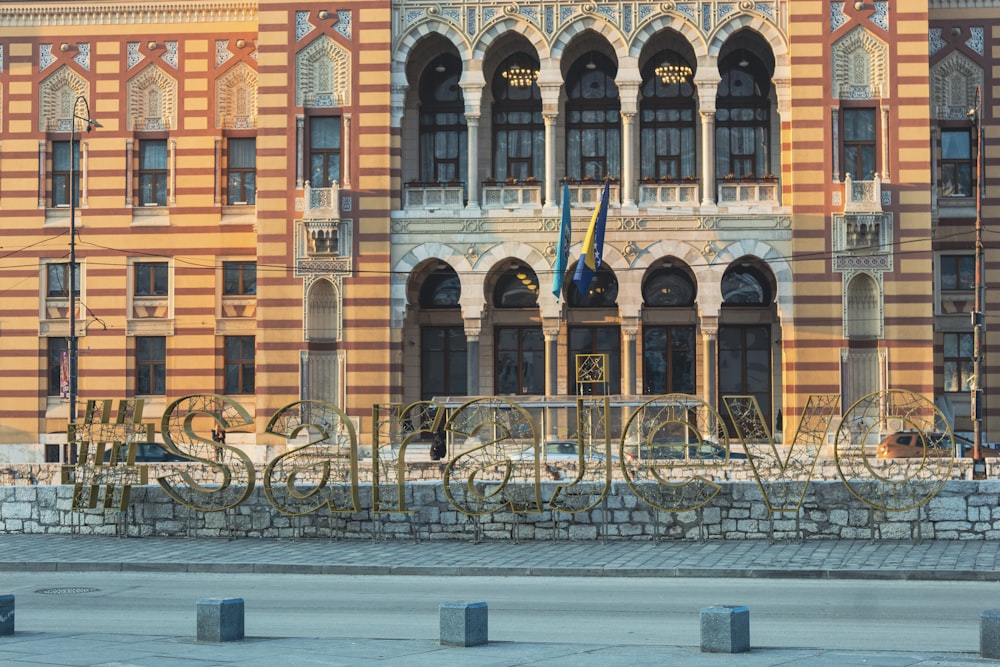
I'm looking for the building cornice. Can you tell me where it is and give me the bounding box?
[0,2,257,28]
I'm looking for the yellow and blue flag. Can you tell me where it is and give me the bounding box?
[552,181,571,299]
[572,178,610,294]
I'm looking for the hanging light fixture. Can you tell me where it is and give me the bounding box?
[502,59,539,88]
[585,52,597,70]
[434,57,446,73]
[738,50,750,67]
[655,60,693,84]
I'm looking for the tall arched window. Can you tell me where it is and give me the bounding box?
[492,54,543,182]
[719,262,776,430]
[419,54,467,183]
[416,265,466,400]
[641,265,696,395]
[640,52,697,181]
[566,52,620,181]
[716,52,771,180]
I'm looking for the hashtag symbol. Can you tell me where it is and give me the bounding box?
[60,399,154,511]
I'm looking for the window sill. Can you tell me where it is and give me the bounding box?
[221,204,256,224]
[126,318,175,335]
[43,208,73,226]
[132,208,170,226]
[215,318,256,335]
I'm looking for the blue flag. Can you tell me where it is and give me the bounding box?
[552,181,571,299]
[572,178,610,295]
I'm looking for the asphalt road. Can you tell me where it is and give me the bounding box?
[4,571,997,653]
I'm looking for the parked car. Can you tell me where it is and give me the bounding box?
[876,431,1000,459]
[513,439,610,461]
[629,442,746,462]
[104,442,191,463]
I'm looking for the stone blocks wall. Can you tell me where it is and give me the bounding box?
[2,480,1000,540]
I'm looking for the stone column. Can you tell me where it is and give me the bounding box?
[701,318,719,413]
[341,114,352,189]
[543,320,561,438]
[543,112,558,211]
[620,112,636,208]
[622,318,639,395]
[700,111,716,206]
[465,114,480,210]
[295,115,304,188]
[831,106,840,182]
[464,319,481,394]
[543,320,561,396]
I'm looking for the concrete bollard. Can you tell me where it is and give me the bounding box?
[197,597,244,642]
[982,609,1000,658]
[700,604,750,653]
[0,595,13,636]
[439,601,488,647]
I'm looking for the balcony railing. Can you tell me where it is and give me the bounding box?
[718,180,779,206]
[303,219,350,256]
[638,182,699,206]
[481,182,542,209]
[843,173,882,213]
[303,181,341,220]
[835,213,890,253]
[404,183,465,210]
[568,182,619,207]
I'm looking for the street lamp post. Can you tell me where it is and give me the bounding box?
[68,96,100,446]
[970,85,986,470]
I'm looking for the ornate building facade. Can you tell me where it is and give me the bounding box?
[0,0,995,460]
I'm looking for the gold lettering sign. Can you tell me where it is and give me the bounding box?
[61,399,153,510]
[158,394,255,512]
[65,390,965,518]
[263,400,359,516]
[442,397,542,516]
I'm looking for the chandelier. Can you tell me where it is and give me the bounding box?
[502,64,539,88]
[654,62,692,84]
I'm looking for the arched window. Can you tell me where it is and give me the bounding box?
[566,52,620,181]
[642,266,696,307]
[642,264,696,394]
[492,54,543,182]
[721,264,771,306]
[846,273,879,339]
[716,52,771,180]
[419,268,461,308]
[493,264,539,308]
[566,264,618,307]
[640,52,697,181]
[419,54,467,183]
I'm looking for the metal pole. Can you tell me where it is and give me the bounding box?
[69,102,78,435]
[67,96,100,448]
[973,85,985,465]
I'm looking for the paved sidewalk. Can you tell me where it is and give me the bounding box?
[2,534,1000,580]
[3,535,1000,666]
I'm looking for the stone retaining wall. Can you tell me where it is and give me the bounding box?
[3,480,1000,541]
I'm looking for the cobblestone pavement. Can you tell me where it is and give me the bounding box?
[1,534,1000,580]
[3,535,1000,666]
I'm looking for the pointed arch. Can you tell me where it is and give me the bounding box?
[127,65,178,131]
[296,34,352,108]
[931,50,984,120]
[831,26,888,99]
[713,239,792,323]
[550,14,628,61]
[473,16,549,61]
[306,277,341,342]
[39,65,88,132]
[630,14,708,59]
[845,272,882,339]
[216,61,258,129]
